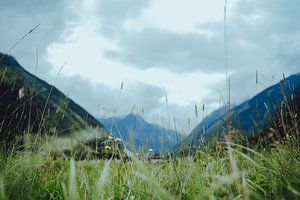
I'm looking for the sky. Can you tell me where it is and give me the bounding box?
[1,0,300,134]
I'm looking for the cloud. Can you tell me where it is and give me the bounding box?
[234,0,300,33]
[0,0,77,75]
[95,0,300,108]
[104,29,224,73]
[276,39,300,71]
[101,21,268,74]
[98,0,300,76]
[94,0,150,37]
[55,75,166,118]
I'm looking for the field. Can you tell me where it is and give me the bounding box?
[0,137,299,200]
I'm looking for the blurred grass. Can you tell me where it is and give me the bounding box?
[0,136,299,200]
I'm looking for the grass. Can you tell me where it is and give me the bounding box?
[0,136,299,200]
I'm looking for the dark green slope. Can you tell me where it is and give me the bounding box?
[0,53,108,149]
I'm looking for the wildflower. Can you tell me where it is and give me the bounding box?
[108,135,114,140]
[18,87,25,99]
[114,137,121,142]
[105,146,111,150]
[149,148,153,152]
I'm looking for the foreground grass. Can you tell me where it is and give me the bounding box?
[0,139,300,200]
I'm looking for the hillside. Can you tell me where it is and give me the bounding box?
[100,114,179,153]
[0,53,108,151]
[178,73,300,151]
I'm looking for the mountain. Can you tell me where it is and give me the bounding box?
[100,114,179,153]
[0,53,108,151]
[179,73,300,151]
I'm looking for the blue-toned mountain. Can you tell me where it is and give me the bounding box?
[100,114,179,153]
[178,73,300,151]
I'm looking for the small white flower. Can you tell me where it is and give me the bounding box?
[149,148,153,152]
[18,87,25,99]
[108,135,114,140]
[105,146,111,150]
[114,138,121,142]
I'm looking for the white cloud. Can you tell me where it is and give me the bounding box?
[124,0,236,33]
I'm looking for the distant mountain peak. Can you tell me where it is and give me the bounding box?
[99,113,180,153]
[124,113,146,123]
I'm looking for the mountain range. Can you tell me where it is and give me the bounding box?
[100,114,180,153]
[1,52,299,156]
[178,73,300,151]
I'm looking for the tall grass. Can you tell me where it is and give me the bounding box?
[0,133,299,199]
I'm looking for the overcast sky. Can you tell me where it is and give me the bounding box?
[1,0,300,134]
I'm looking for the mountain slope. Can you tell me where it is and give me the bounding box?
[179,73,300,151]
[100,114,179,153]
[0,53,108,149]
